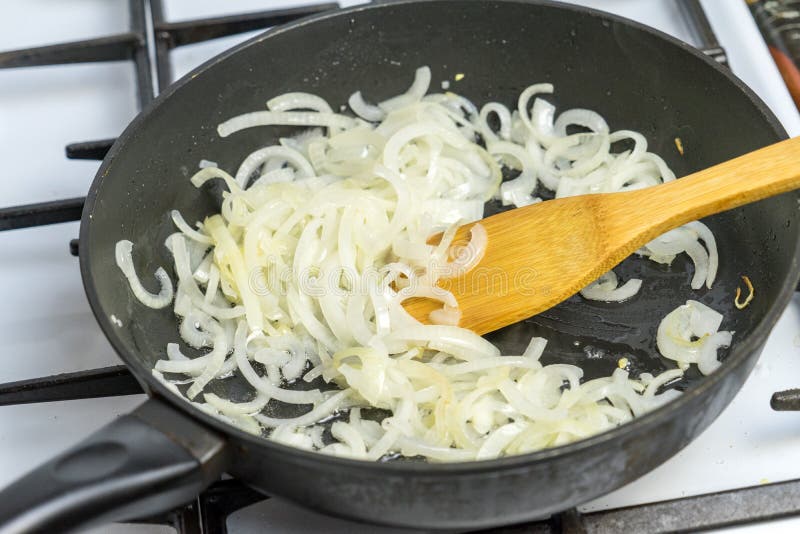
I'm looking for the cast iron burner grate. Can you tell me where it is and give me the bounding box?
[0,0,337,237]
[1,0,799,532]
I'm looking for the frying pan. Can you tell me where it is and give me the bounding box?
[1,1,798,532]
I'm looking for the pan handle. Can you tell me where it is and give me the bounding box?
[0,397,228,534]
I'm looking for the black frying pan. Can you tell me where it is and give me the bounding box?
[1,1,798,532]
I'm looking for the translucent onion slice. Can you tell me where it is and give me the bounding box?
[643,369,684,398]
[186,324,228,399]
[217,111,357,137]
[477,422,528,460]
[554,108,610,136]
[267,92,333,113]
[115,240,174,309]
[205,392,270,415]
[429,306,461,326]
[580,271,642,302]
[171,210,212,244]
[190,167,242,193]
[477,102,512,142]
[656,300,732,375]
[234,146,314,188]
[435,223,487,279]
[255,389,352,428]
[685,221,719,288]
[348,91,385,122]
[379,66,431,112]
[518,83,555,139]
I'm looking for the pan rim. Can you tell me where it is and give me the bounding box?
[80,0,799,475]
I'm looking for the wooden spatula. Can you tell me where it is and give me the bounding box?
[404,137,800,335]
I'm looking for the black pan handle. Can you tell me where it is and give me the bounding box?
[0,397,228,534]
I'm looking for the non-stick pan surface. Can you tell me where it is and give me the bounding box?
[2,1,799,532]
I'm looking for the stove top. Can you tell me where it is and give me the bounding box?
[2,1,800,532]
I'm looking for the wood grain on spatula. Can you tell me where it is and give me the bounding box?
[403,136,800,335]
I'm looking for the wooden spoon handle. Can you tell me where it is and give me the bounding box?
[406,136,800,334]
[607,136,800,243]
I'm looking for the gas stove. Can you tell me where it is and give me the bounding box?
[2,1,800,533]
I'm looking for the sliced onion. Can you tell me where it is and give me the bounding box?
[379,66,431,112]
[640,224,715,289]
[255,389,352,428]
[218,111,356,137]
[234,146,314,188]
[697,331,732,375]
[234,321,323,404]
[204,392,270,415]
[477,422,528,460]
[429,306,461,326]
[186,323,228,399]
[435,223,487,278]
[643,369,683,398]
[190,167,242,193]
[115,240,173,309]
[685,221,718,288]
[348,91,385,122]
[267,92,333,113]
[518,84,554,139]
[120,68,720,462]
[477,102,512,142]
[522,337,548,360]
[554,108,609,136]
[657,300,732,375]
[388,324,500,361]
[171,210,212,244]
[580,271,642,302]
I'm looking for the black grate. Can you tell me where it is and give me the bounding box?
[677,0,729,65]
[112,475,800,534]
[0,0,337,234]
[1,1,798,533]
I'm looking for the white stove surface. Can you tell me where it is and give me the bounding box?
[2,1,800,533]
